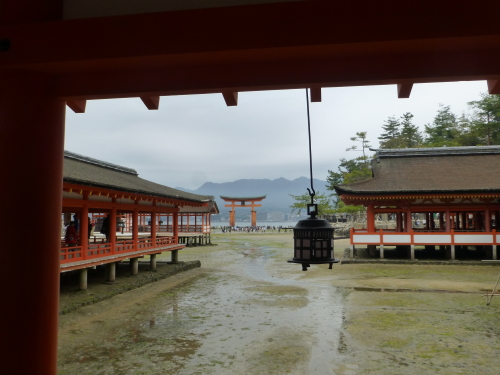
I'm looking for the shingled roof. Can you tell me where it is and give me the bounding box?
[335,146,500,196]
[63,151,214,204]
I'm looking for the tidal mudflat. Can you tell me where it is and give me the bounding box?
[58,233,500,374]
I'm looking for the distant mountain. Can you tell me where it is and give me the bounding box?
[176,177,329,215]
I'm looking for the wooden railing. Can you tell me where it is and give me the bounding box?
[351,228,499,246]
[60,235,176,264]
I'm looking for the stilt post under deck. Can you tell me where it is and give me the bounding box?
[131,258,139,275]
[106,262,116,282]
[380,244,384,259]
[79,268,88,290]
[410,245,415,260]
[0,71,65,374]
[150,254,157,271]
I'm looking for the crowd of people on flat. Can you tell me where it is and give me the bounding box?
[214,225,294,233]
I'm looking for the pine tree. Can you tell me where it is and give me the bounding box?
[468,93,500,145]
[399,112,422,148]
[378,116,401,148]
[424,104,459,146]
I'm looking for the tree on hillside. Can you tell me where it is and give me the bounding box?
[468,93,500,145]
[378,116,401,148]
[424,104,460,146]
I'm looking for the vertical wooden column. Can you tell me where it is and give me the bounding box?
[173,208,179,243]
[485,207,491,232]
[445,208,451,232]
[151,209,157,246]
[439,212,444,230]
[133,208,139,250]
[251,210,257,227]
[81,205,89,260]
[110,207,116,253]
[0,71,65,374]
[366,204,375,232]
[405,210,413,232]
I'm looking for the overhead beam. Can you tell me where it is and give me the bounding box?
[66,100,86,113]
[487,80,500,94]
[222,92,238,106]
[397,83,413,98]
[140,96,160,110]
[56,49,500,100]
[1,1,500,72]
[310,87,322,102]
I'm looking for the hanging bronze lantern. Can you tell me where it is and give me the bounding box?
[288,89,339,271]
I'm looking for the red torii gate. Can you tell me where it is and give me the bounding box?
[2,1,500,373]
[221,195,266,227]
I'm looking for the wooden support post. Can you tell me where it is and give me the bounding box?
[79,268,88,291]
[173,208,179,243]
[133,209,139,250]
[131,258,139,276]
[171,250,179,264]
[110,207,117,254]
[380,244,384,259]
[106,262,116,282]
[81,205,89,260]
[0,71,65,374]
[367,204,375,232]
[150,254,157,271]
[451,245,456,260]
[493,245,497,261]
[151,210,157,247]
[410,245,415,260]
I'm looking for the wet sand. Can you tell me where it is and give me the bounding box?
[58,233,500,374]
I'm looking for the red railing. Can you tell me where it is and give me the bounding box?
[60,235,177,265]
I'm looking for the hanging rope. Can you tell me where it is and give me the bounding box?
[305,89,315,205]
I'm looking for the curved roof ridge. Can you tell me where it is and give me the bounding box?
[64,150,138,176]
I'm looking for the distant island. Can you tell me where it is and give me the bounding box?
[176,177,328,222]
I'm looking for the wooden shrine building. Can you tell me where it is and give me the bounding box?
[62,151,217,282]
[221,195,266,226]
[3,0,500,373]
[335,146,500,261]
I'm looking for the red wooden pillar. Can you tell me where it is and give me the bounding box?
[110,207,117,253]
[133,209,139,250]
[0,71,65,374]
[445,209,451,232]
[366,204,375,232]
[151,209,157,245]
[406,210,413,232]
[173,208,179,243]
[485,207,491,232]
[81,205,89,260]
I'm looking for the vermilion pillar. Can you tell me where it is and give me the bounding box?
[0,72,65,374]
[251,211,257,227]
[366,205,375,232]
[151,210,157,244]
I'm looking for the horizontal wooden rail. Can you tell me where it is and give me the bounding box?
[351,228,498,246]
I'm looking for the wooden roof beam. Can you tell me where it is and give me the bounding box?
[487,80,500,94]
[66,100,86,113]
[310,87,322,102]
[140,96,160,110]
[222,92,238,106]
[397,83,413,98]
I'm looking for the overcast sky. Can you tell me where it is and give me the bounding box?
[65,81,487,190]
